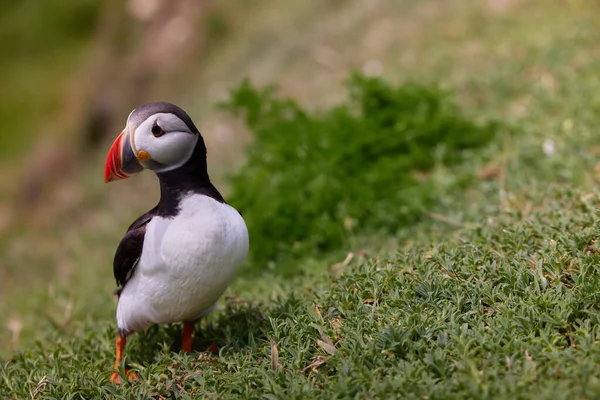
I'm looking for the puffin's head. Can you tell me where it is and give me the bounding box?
[104,102,202,182]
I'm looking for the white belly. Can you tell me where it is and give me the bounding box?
[116,194,248,333]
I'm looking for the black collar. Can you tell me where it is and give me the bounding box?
[155,141,225,218]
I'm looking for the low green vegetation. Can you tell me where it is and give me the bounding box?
[225,74,499,266]
[3,189,600,398]
[3,1,600,399]
[4,61,600,395]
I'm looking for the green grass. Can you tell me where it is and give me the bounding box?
[224,74,499,266]
[3,189,600,398]
[3,0,600,398]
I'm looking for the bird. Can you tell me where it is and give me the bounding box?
[103,102,249,383]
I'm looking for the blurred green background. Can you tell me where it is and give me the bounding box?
[1,0,600,365]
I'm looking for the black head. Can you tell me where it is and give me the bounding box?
[105,102,224,214]
[105,102,207,181]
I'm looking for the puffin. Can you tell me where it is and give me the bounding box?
[104,102,249,383]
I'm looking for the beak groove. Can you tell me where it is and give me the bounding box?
[104,130,143,183]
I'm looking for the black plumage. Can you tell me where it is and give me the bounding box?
[112,102,229,295]
[113,207,156,294]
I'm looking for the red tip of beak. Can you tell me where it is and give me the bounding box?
[104,131,129,183]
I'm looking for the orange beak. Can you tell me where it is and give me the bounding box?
[104,130,143,183]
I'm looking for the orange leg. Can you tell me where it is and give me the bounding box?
[110,335,138,384]
[182,321,195,353]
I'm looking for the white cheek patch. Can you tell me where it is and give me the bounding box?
[151,132,198,166]
[133,114,199,171]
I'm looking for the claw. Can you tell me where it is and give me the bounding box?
[110,370,138,384]
[110,334,139,384]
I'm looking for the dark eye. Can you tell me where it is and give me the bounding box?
[152,122,165,137]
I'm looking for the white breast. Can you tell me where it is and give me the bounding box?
[116,194,249,333]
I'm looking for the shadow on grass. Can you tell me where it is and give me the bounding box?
[126,300,270,365]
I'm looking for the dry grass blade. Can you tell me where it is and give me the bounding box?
[316,338,336,356]
[330,252,355,274]
[30,376,50,399]
[300,356,327,374]
[271,339,279,370]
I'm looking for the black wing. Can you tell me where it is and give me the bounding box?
[113,207,157,292]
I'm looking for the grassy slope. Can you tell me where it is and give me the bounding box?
[3,0,600,398]
[4,191,600,399]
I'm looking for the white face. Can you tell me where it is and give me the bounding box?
[129,113,199,173]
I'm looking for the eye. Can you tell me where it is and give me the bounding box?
[151,122,165,137]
